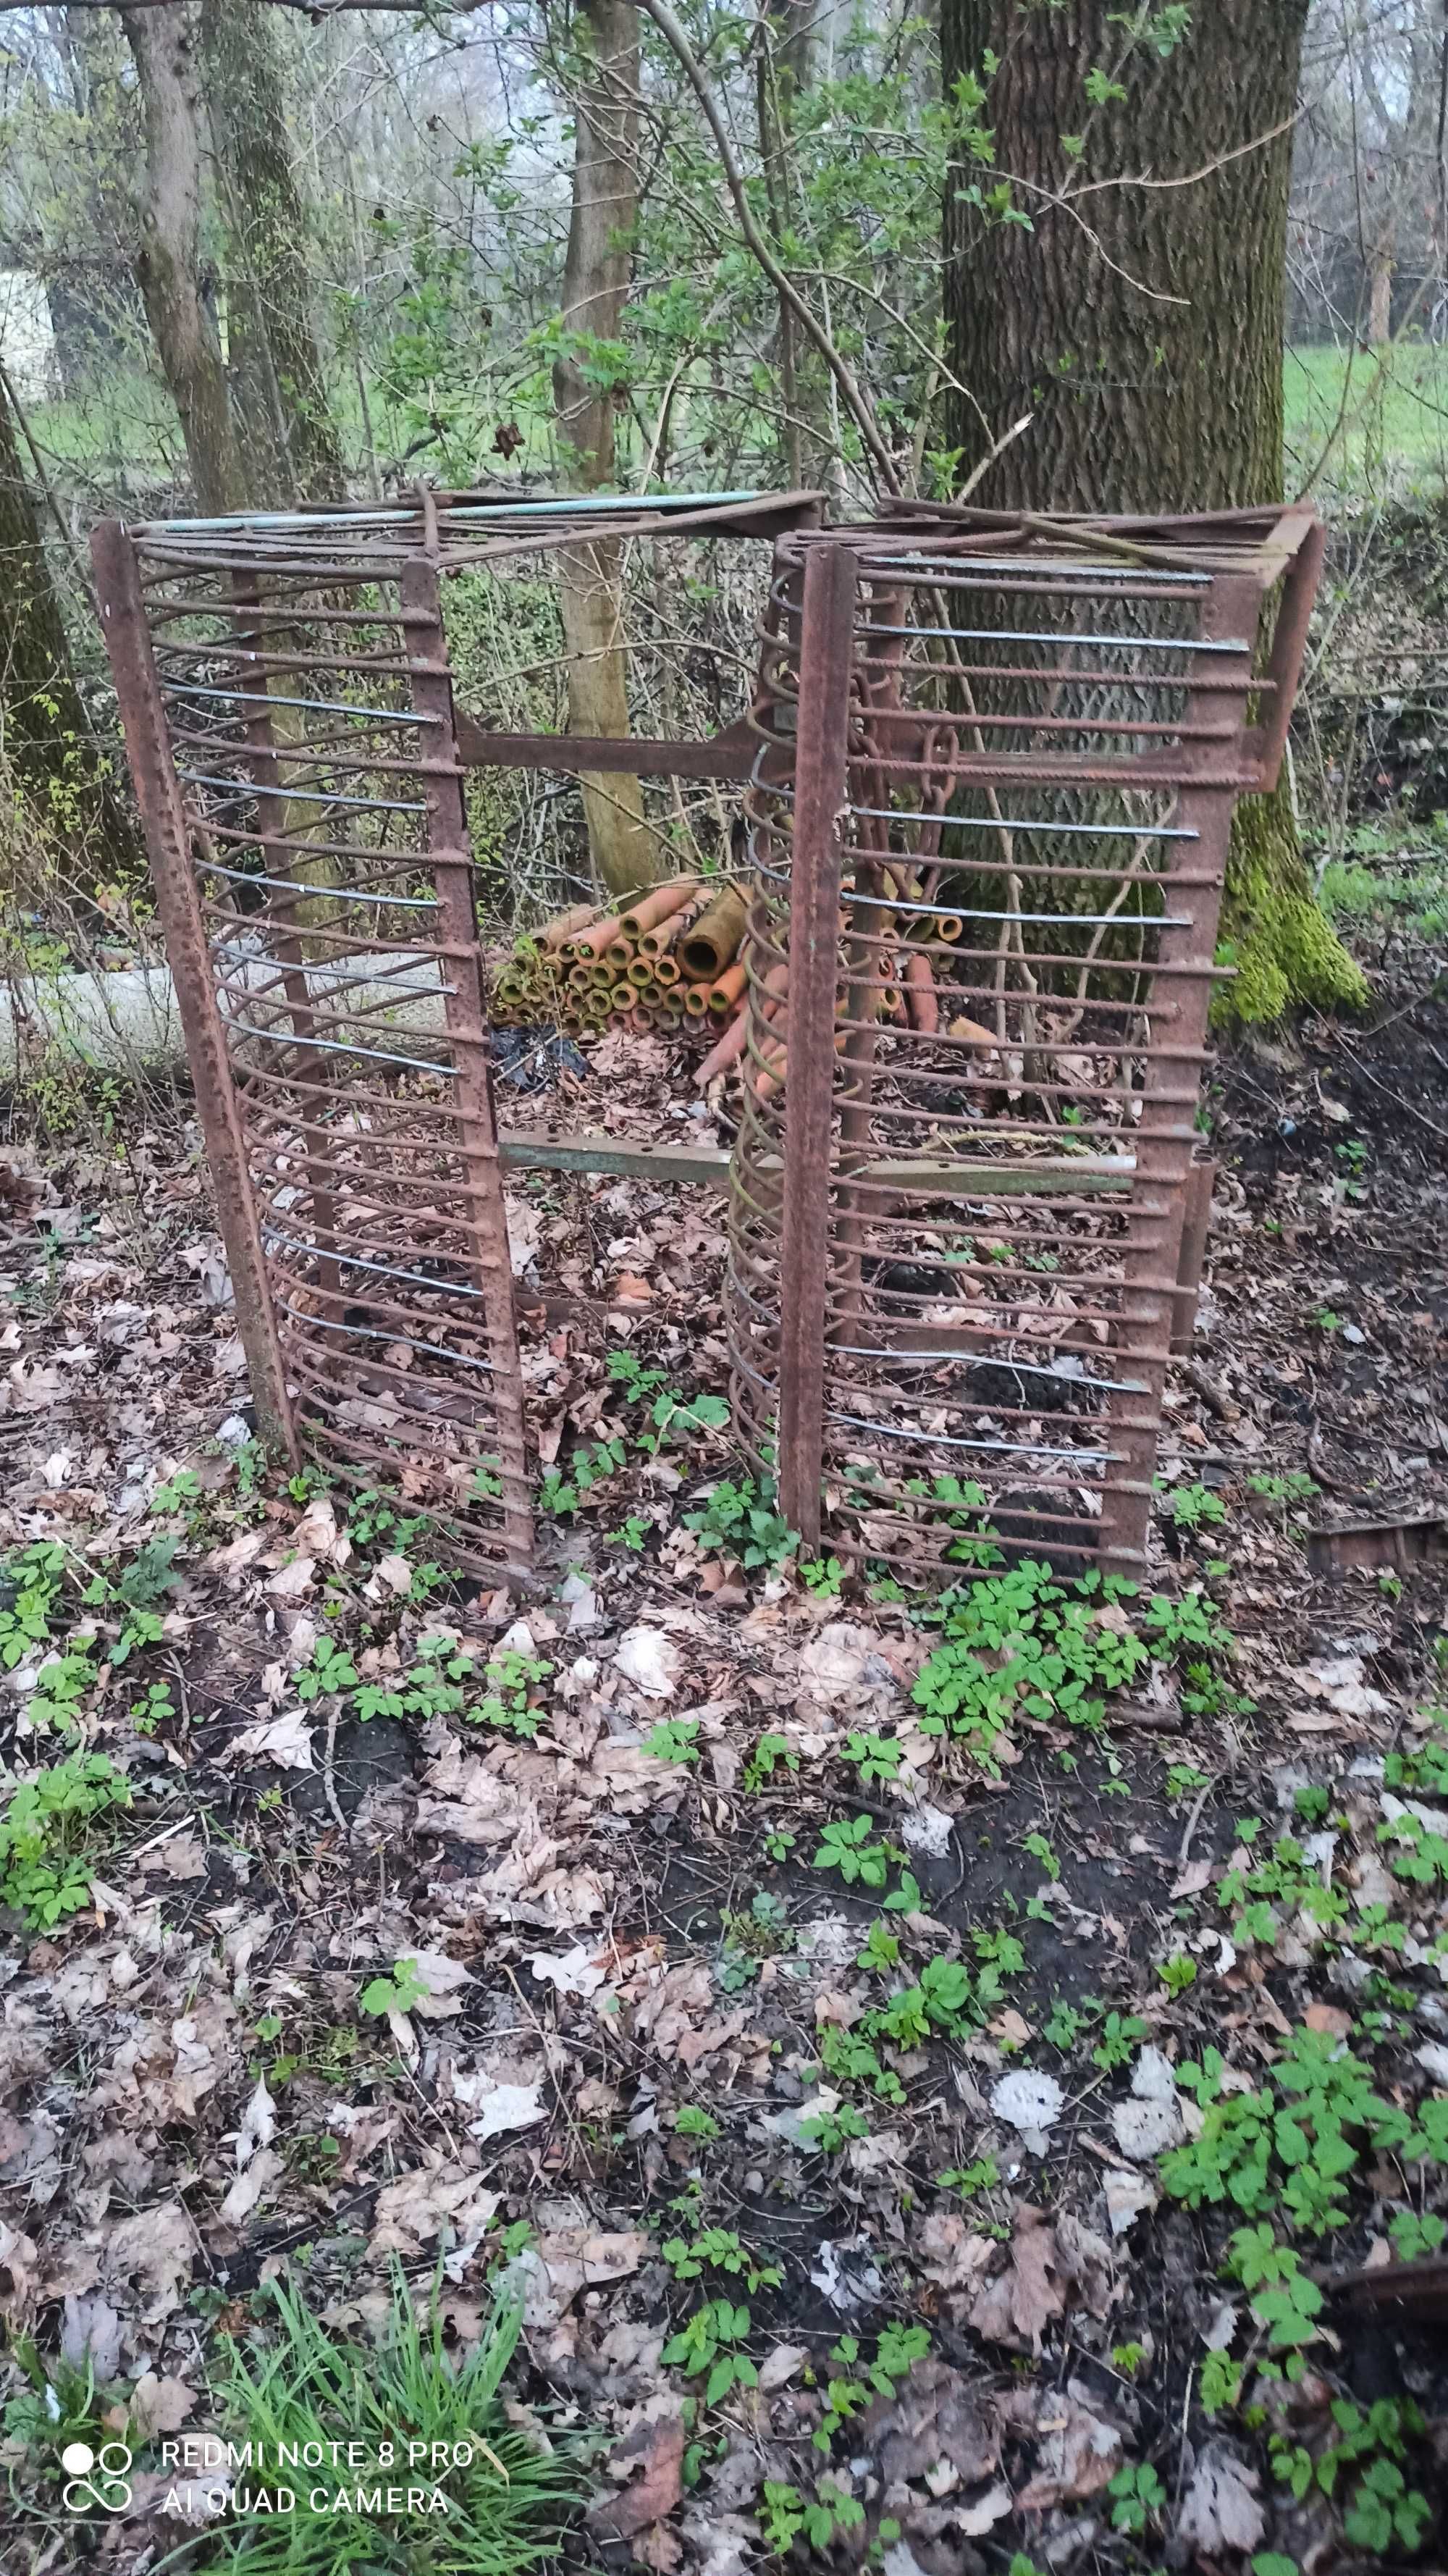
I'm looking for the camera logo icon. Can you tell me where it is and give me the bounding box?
[61,2440,133,2514]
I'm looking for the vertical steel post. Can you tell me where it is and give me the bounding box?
[398,555,534,1579]
[776,542,859,1548]
[1170,1160,1216,1356]
[1253,516,1326,788]
[90,518,299,1461]
[1098,573,1260,1572]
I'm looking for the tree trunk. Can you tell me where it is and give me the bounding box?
[122,2,244,516]
[0,369,143,882]
[756,0,817,487]
[940,0,1364,1023]
[1368,232,1394,345]
[552,0,660,899]
[201,0,345,506]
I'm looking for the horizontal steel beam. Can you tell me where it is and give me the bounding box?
[496,1129,1137,1192]
[455,713,759,781]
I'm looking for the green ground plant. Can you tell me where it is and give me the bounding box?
[0,1753,132,1928]
[686,1475,798,1571]
[909,1562,1215,1774]
[661,2299,756,2404]
[204,2267,581,2572]
[359,1959,429,2019]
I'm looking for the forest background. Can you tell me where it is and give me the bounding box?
[2,0,1447,1043]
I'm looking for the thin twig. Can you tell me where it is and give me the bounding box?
[634,0,901,492]
[321,1701,349,1841]
[1177,1774,1221,1869]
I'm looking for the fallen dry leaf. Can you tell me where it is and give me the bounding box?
[529,1942,607,1997]
[60,2293,122,2381]
[990,2067,1064,2152]
[918,2211,996,2294]
[1305,2002,1354,2040]
[103,2202,199,2320]
[138,1831,207,1881]
[401,1949,474,2021]
[264,1557,316,1602]
[864,2359,1001,2490]
[128,2372,198,2438]
[589,2412,686,2545]
[1102,2168,1160,2237]
[461,2078,547,2141]
[235,2073,276,2168]
[614,1626,682,1698]
[288,1495,349,1565]
[1111,2044,1187,2160]
[1176,2443,1266,2556]
[219,2147,283,2225]
[529,2228,652,2320]
[968,2204,1114,2354]
[227,1708,314,1771]
[369,2158,501,2259]
[1011,2378,1124,2510]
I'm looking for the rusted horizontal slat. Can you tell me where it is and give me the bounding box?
[494,1129,1139,1193]
[454,713,759,781]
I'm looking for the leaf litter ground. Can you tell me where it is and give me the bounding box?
[1,970,1447,2576]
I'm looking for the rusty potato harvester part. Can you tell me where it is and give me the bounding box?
[92,490,1320,1590]
[90,487,824,1585]
[728,503,1324,1582]
[1305,1513,1448,1578]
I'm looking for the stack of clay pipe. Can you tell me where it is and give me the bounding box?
[492,875,749,1046]
[688,883,1000,1098]
[492,867,998,1096]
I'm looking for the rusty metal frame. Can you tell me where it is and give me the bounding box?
[93,519,299,1463]
[1170,1160,1216,1356]
[93,490,1319,1591]
[727,508,1322,1581]
[90,487,824,1585]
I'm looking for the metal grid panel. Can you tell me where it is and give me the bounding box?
[93,494,1319,1594]
[91,489,825,1587]
[94,524,533,1579]
[727,511,1321,1580]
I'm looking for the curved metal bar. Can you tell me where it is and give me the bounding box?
[855,620,1248,653]
[263,1230,490,1300]
[274,1297,498,1375]
[201,862,439,909]
[160,680,437,724]
[178,767,427,815]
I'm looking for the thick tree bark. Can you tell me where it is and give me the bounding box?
[552,0,660,899]
[940,0,1365,1022]
[0,370,143,881]
[201,0,345,505]
[122,2,244,516]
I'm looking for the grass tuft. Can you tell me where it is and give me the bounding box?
[181,2265,581,2574]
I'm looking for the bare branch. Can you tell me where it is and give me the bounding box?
[633,0,902,492]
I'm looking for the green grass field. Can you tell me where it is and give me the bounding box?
[27,343,1448,510]
[1285,340,1448,498]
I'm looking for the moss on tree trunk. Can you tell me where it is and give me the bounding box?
[1219,771,1365,1023]
[939,0,1365,1025]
